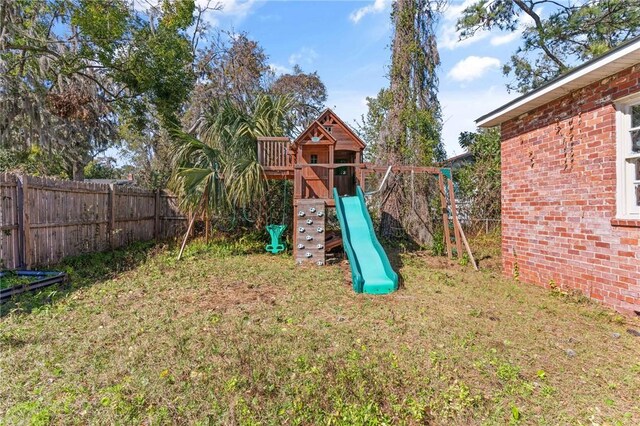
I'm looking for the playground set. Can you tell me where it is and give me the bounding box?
[258,109,475,295]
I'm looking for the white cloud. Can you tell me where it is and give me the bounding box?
[288,47,319,67]
[349,0,390,24]
[440,25,490,50]
[490,32,520,46]
[440,86,517,156]
[442,0,477,22]
[439,0,489,50]
[213,0,256,19]
[134,0,258,25]
[326,90,370,127]
[447,56,501,82]
[269,63,291,76]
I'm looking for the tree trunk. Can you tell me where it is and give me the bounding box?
[379,0,412,239]
[378,0,442,241]
[72,160,85,181]
[380,175,404,239]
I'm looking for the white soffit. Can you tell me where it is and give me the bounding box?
[476,38,640,128]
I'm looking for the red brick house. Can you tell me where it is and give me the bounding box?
[477,38,640,314]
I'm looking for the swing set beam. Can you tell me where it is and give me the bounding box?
[360,166,478,271]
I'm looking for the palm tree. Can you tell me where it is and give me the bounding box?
[170,94,293,232]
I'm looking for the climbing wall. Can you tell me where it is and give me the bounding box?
[295,200,326,265]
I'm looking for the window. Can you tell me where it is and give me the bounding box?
[323,125,332,133]
[615,100,640,219]
[310,154,318,164]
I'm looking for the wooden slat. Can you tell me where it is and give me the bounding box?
[20,176,32,269]
[24,185,110,194]
[154,189,160,240]
[258,139,293,170]
[0,173,187,267]
[257,137,290,141]
[30,220,110,229]
[0,174,19,268]
[295,163,365,169]
[108,184,115,249]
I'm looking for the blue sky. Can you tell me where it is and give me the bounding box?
[146,0,529,157]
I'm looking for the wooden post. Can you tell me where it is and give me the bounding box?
[20,176,32,269]
[328,149,334,197]
[438,173,452,259]
[108,184,115,249]
[447,175,463,258]
[16,176,25,269]
[205,209,210,242]
[154,189,161,240]
[178,211,198,260]
[294,169,302,199]
[453,215,478,271]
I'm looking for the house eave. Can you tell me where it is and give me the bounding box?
[476,37,640,128]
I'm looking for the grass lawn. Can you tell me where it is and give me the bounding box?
[1,235,639,425]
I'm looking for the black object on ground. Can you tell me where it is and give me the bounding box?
[0,270,67,303]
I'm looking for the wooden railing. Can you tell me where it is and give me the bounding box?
[294,164,366,200]
[257,138,292,170]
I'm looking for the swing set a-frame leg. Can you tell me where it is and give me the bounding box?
[444,170,478,271]
[177,196,208,261]
[452,214,478,271]
[438,173,453,259]
[177,209,198,261]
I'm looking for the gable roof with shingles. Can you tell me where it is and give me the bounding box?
[316,108,366,149]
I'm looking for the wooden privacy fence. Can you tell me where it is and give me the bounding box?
[0,173,187,269]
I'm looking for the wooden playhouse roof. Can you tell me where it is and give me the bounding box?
[293,108,366,150]
[293,120,337,146]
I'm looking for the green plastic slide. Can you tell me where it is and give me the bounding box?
[333,186,398,294]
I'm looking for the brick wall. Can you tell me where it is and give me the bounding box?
[501,65,640,314]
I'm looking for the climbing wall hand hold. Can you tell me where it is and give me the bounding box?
[316,227,324,233]
[306,219,313,225]
[305,235,313,241]
[316,244,324,249]
[297,244,305,249]
[298,211,305,217]
[305,252,313,258]
[309,207,316,213]
[317,211,324,217]
[316,261,324,266]
[298,227,305,233]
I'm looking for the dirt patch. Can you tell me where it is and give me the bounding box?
[338,260,353,287]
[178,280,281,316]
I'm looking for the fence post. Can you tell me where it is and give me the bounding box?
[16,175,25,269]
[16,175,31,269]
[154,189,161,241]
[108,184,115,249]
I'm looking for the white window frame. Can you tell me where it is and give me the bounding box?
[615,97,640,219]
